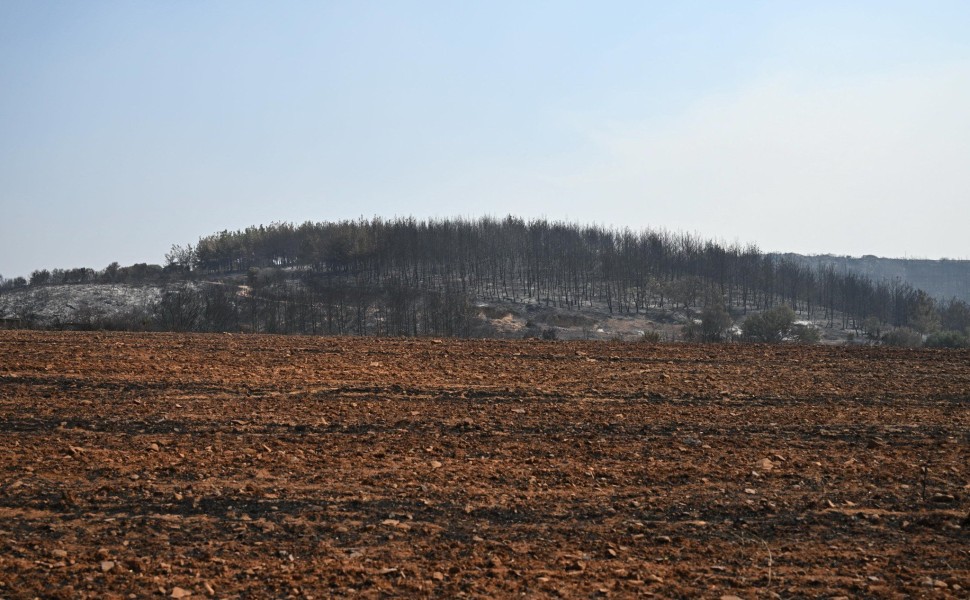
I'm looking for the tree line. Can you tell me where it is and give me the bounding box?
[187,217,969,338]
[6,262,174,288]
[5,216,969,345]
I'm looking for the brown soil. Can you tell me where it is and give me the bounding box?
[1,331,968,599]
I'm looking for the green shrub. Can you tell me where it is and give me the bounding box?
[924,331,970,348]
[700,304,733,342]
[742,305,796,343]
[790,323,821,344]
[882,327,923,347]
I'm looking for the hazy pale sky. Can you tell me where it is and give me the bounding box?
[2,1,969,279]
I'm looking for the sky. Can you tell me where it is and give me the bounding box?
[2,1,969,279]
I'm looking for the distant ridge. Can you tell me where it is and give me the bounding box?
[776,253,970,303]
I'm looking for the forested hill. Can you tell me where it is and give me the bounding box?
[154,218,970,339]
[775,253,970,304]
[3,217,969,345]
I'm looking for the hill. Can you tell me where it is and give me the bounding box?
[2,217,968,346]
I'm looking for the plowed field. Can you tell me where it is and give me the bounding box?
[1,331,968,599]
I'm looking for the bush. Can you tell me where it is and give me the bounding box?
[682,320,701,342]
[924,331,970,348]
[861,316,883,341]
[789,323,821,344]
[882,327,923,347]
[742,305,796,343]
[700,304,733,342]
[541,327,559,340]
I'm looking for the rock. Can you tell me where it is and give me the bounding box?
[655,535,672,544]
[431,571,445,581]
[564,560,585,572]
[52,549,68,558]
[917,576,949,588]
[149,443,160,452]
[744,488,757,495]
[930,493,956,504]
[170,587,192,598]
[720,596,743,600]
[127,558,146,573]
[100,560,115,572]
[757,458,775,471]
[430,460,443,469]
